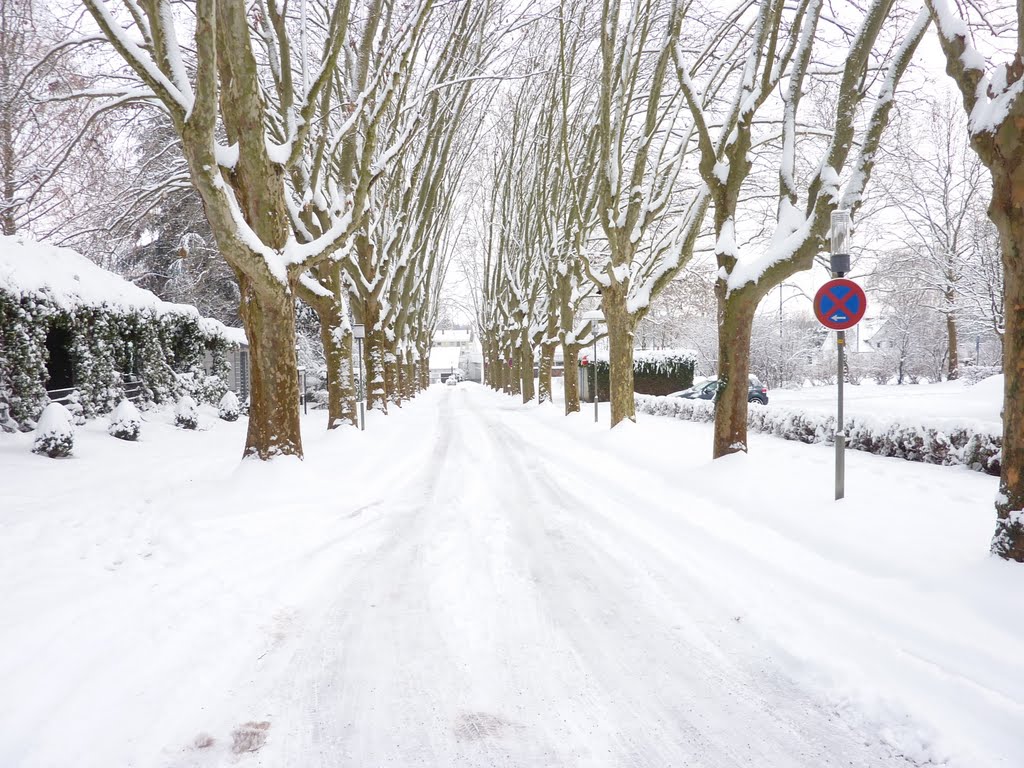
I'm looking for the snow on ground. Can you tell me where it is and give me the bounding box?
[767,376,1003,433]
[1,385,1021,767]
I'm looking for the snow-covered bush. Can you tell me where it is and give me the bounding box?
[174,395,199,430]
[0,399,17,434]
[64,390,86,426]
[218,390,240,421]
[32,402,75,458]
[178,364,229,405]
[636,394,1002,476]
[108,399,142,441]
[310,388,330,410]
[962,365,1001,385]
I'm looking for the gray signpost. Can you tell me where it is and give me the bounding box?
[582,309,604,423]
[352,324,366,431]
[813,211,866,501]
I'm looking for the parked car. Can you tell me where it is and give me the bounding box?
[670,374,769,405]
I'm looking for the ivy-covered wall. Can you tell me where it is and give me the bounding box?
[0,289,236,429]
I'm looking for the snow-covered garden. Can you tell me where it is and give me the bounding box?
[3,0,1024,766]
[2,383,1022,767]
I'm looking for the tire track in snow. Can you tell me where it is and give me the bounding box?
[459,388,923,767]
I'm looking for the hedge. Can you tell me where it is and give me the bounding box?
[588,349,697,398]
[0,292,234,429]
[635,394,1001,476]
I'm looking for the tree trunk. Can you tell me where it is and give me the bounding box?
[562,342,581,414]
[360,295,388,413]
[507,346,521,396]
[416,349,429,390]
[946,304,959,380]
[487,341,502,389]
[712,289,757,458]
[395,351,405,402]
[237,277,302,459]
[480,337,491,386]
[989,194,1024,561]
[385,343,401,408]
[1,100,15,235]
[538,344,555,404]
[519,334,535,403]
[320,306,358,429]
[601,285,636,427]
[405,358,416,398]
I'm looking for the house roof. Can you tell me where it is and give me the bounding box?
[434,328,473,344]
[429,346,462,371]
[0,235,247,346]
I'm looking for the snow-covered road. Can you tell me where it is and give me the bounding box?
[1,384,1021,767]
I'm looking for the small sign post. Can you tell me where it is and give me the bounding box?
[816,210,867,501]
[352,324,366,431]
[582,309,604,423]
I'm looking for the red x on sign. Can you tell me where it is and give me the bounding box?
[814,278,867,330]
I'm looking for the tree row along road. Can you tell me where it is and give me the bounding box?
[1,385,1015,767]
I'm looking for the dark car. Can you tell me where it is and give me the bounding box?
[671,374,769,405]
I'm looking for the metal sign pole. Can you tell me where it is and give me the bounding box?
[352,323,366,432]
[581,309,605,424]
[825,209,857,501]
[836,331,845,500]
[358,337,365,431]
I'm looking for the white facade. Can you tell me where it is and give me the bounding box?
[431,327,483,382]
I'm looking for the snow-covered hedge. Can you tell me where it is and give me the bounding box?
[635,394,1001,476]
[589,349,697,398]
[108,399,142,441]
[174,395,199,430]
[218,390,240,422]
[962,365,1002,385]
[32,403,75,458]
[0,236,242,429]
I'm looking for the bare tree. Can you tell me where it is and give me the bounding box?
[82,0,435,458]
[674,0,929,457]
[925,0,1024,560]
[588,0,706,427]
[877,95,990,379]
[0,0,123,238]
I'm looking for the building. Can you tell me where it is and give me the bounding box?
[430,326,483,383]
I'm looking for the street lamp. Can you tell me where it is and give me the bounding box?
[830,209,851,276]
[582,309,605,423]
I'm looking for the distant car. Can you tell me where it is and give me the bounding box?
[445,376,458,386]
[671,374,769,405]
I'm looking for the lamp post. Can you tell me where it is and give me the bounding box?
[352,324,366,431]
[294,342,307,415]
[830,210,851,500]
[582,309,605,423]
